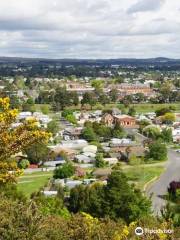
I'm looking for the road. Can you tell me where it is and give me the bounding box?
[146,149,180,215]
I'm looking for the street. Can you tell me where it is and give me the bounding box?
[146,149,180,215]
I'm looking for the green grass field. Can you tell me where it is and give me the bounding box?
[123,165,164,189]
[61,102,180,113]
[17,171,53,197]
[130,103,180,113]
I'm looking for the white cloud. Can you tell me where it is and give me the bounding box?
[0,0,179,58]
[127,0,165,14]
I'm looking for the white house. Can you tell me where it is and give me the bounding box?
[172,128,180,143]
[104,158,118,165]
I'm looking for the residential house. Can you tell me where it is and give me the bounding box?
[172,128,180,143]
[101,113,114,126]
[104,158,118,165]
[114,115,137,128]
[63,127,83,140]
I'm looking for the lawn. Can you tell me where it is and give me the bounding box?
[61,103,180,113]
[17,171,53,197]
[123,165,165,190]
[130,103,180,113]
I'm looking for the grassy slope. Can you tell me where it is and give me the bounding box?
[123,165,165,189]
[17,171,53,197]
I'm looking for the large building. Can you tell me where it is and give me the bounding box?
[110,83,155,98]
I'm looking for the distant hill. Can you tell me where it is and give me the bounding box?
[0,56,180,68]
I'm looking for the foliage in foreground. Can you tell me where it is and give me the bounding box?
[0,191,178,240]
[0,97,51,184]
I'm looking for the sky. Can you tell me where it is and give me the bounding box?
[0,0,180,59]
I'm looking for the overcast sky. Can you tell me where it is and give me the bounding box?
[0,0,180,59]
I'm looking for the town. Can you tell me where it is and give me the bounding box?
[0,60,179,234]
[0,0,180,238]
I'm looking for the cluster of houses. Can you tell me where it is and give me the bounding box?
[17,111,52,127]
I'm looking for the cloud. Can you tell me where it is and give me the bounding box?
[0,0,179,58]
[127,0,165,14]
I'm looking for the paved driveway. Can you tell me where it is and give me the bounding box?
[146,149,180,215]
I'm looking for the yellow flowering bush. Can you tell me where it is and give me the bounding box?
[0,97,51,184]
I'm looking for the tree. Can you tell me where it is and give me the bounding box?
[9,95,21,109]
[161,128,173,143]
[104,171,151,223]
[95,153,106,168]
[134,93,145,102]
[65,114,77,125]
[128,107,136,117]
[93,122,112,139]
[99,94,110,106]
[41,105,50,115]
[53,87,70,111]
[69,171,151,224]
[53,162,75,179]
[155,107,172,117]
[162,112,176,124]
[0,97,50,184]
[26,98,34,105]
[25,142,49,165]
[71,92,79,106]
[18,159,30,169]
[82,127,98,142]
[146,141,167,161]
[143,125,161,139]
[139,119,150,133]
[69,184,88,213]
[109,88,118,102]
[61,109,74,118]
[160,81,173,102]
[81,92,97,109]
[32,192,69,218]
[47,120,59,136]
[91,79,104,91]
[112,124,126,138]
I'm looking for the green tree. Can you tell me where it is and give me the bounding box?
[18,159,30,169]
[41,105,50,115]
[143,125,161,139]
[25,142,49,165]
[162,112,176,124]
[160,81,173,102]
[155,107,172,117]
[82,127,98,142]
[128,107,136,117]
[112,124,126,138]
[53,87,70,111]
[69,184,87,213]
[161,128,173,143]
[81,92,97,109]
[61,109,74,118]
[32,193,70,218]
[53,162,75,179]
[109,88,118,102]
[91,79,104,91]
[95,153,106,168]
[47,120,59,136]
[146,141,167,161]
[104,171,151,223]
[69,171,151,224]
[71,92,79,106]
[65,114,77,125]
[99,94,110,106]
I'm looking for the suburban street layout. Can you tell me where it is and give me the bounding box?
[0,0,180,239]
